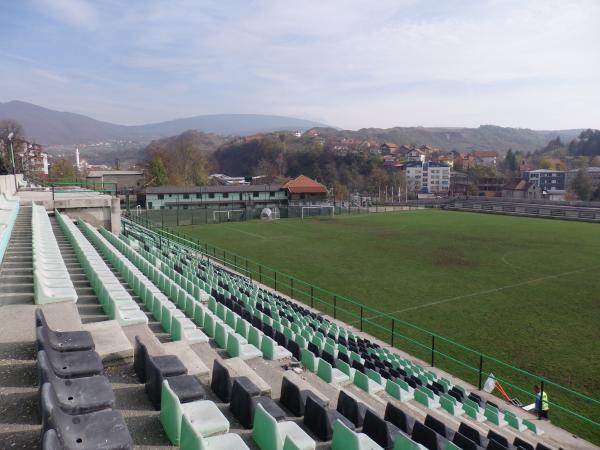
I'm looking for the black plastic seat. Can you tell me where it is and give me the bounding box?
[35,309,95,353]
[280,376,327,417]
[351,359,365,373]
[487,440,509,450]
[145,353,187,409]
[431,381,447,394]
[424,414,452,439]
[458,422,483,446]
[42,429,63,450]
[274,330,287,348]
[384,403,415,435]
[336,390,369,427]
[304,395,354,441]
[263,324,274,338]
[321,350,335,366]
[362,409,401,449]
[44,346,103,379]
[168,374,206,403]
[133,336,149,382]
[286,339,301,360]
[308,341,321,357]
[535,445,553,450]
[452,432,480,450]
[513,437,534,450]
[230,377,262,428]
[448,389,463,403]
[411,421,448,450]
[37,350,114,415]
[41,383,133,450]
[487,430,509,448]
[210,359,233,402]
[468,392,482,406]
[337,352,349,364]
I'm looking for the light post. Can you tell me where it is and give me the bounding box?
[7,132,17,191]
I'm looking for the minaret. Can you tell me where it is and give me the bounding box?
[75,147,80,169]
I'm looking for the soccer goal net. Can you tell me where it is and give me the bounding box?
[301,205,335,219]
[213,209,245,222]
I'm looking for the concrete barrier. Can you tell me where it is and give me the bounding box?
[0,174,24,195]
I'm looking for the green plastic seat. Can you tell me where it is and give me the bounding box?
[523,419,544,435]
[392,431,427,450]
[214,322,229,349]
[252,403,315,450]
[160,380,229,445]
[331,419,381,450]
[353,370,383,394]
[180,414,249,450]
[300,349,319,373]
[261,336,292,360]
[317,359,349,385]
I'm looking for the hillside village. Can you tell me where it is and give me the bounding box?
[3,124,600,203]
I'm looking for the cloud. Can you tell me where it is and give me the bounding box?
[4,0,600,128]
[32,0,97,29]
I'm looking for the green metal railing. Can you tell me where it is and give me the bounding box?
[25,176,118,197]
[123,213,600,444]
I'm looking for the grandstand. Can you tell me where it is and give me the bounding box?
[0,196,598,449]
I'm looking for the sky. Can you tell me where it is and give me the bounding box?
[1,0,599,130]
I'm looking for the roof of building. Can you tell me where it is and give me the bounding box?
[283,175,328,194]
[503,179,536,191]
[381,143,398,148]
[407,149,425,154]
[473,150,498,158]
[87,170,144,178]
[145,184,282,195]
[526,169,565,174]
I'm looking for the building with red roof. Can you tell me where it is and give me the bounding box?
[283,175,328,202]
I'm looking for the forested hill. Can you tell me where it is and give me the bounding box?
[309,125,582,154]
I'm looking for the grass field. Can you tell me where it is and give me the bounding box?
[175,209,600,440]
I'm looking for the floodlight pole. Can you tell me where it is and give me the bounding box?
[7,132,17,191]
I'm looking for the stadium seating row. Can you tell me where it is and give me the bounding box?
[35,309,133,449]
[32,203,77,304]
[0,192,19,264]
[55,210,148,326]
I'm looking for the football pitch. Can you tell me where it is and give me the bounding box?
[175,209,600,438]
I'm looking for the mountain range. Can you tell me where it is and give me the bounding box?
[0,100,329,145]
[0,100,584,153]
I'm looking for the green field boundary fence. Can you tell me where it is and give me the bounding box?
[122,213,600,444]
[24,176,119,197]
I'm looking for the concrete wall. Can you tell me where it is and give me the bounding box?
[0,174,24,195]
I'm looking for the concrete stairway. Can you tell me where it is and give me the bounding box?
[85,235,172,343]
[49,215,109,323]
[0,206,33,305]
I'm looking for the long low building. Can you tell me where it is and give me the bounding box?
[143,175,328,210]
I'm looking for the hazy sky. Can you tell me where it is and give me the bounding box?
[1,0,599,129]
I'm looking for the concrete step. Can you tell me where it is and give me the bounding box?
[1,274,34,284]
[0,282,34,293]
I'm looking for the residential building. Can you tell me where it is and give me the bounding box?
[502,179,540,200]
[404,161,450,194]
[477,177,505,197]
[380,143,398,155]
[406,149,426,163]
[524,169,566,192]
[16,141,48,177]
[209,173,250,185]
[473,150,498,167]
[450,171,471,195]
[565,167,600,189]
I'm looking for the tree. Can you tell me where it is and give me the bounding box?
[570,168,593,201]
[333,182,349,202]
[503,149,518,173]
[0,119,25,144]
[50,159,76,180]
[148,157,167,186]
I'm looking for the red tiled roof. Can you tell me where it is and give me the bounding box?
[283,175,328,194]
[503,179,533,191]
[382,143,398,148]
[474,150,498,158]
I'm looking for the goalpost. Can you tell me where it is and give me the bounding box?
[301,205,335,219]
[213,209,245,222]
